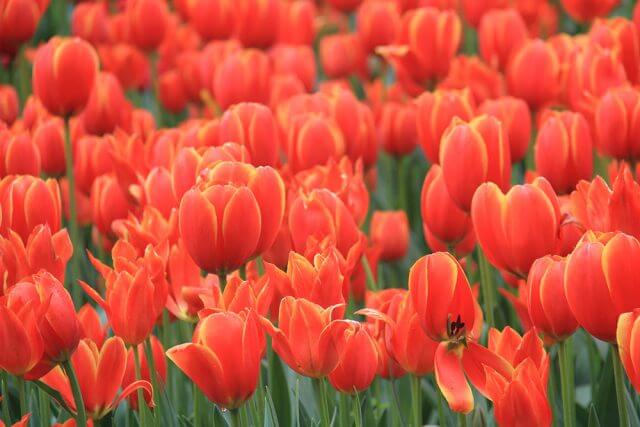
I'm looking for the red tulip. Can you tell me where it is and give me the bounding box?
[82,72,132,136]
[33,117,65,175]
[437,56,505,105]
[328,322,379,393]
[270,45,316,93]
[416,89,475,163]
[560,0,619,23]
[179,161,285,274]
[471,177,562,277]
[0,85,18,125]
[187,0,234,41]
[478,9,529,70]
[0,0,44,56]
[32,37,99,116]
[617,309,640,393]
[41,337,152,420]
[261,297,349,378]
[235,0,280,48]
[277,0,316,46]
[158,70,188,113]
[439,115,511,212]
[478,96,532,163]
[213,49,271,110]
[356,1,400,53]
[535,110,593,194]
[125,0,168,51]
[595,86,640,159]
[90,174,130,242]
[590,18,640,84]
[1,132,41,177]
[77,304,106,348]
[286,114,345,173]
[71,2,109,45]
[565,231,640,342]
[320,34,367,80]
[369,211,409,261]
[378,101,418,156]
[167,310,264,409]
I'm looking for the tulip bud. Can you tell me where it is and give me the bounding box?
[219,103,280,167]
[595,86,640,159]
[213,49,271,110]
[126,0,169,51]
[478,96,531,163]
[278,0,316,46]
[560,0,619,23]
[0,0,43,56]
[328,323,379,393]
[356,1,400,53]
[566,231,640,342]
[235,0,280,48]
[158,70,188,113]
[91,174,130,241]
[478,9,529,70]
[286,114,345,173]
[421,164,475,253]
[378,101,418,156]
[32,117,65,175]
[0,85,18,125]
[471,177,562,277]
[440,115,511,212]
[32,37,99,116]
[617,309,640,393]
[525,256,578,341]
[98,44,150,91]
[1,132,41,176]
[534,110,593,194]
[320,34,367,80]
[506,39,561,110]
[71,2,109,45]
[590,18,640,84]
[416,88,475,163]
[437,56,505,105]
[187,0,234,41]
[82,72,132,136]
[77,304,106,348]
[370,211,409,262]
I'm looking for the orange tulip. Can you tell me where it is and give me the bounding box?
[590,18,640,84]
[126,0,168,51]
[286,113,345,173]
[270,45,316,92]
[565,231,640,342]
[218,103,280,167]
[261,297,350,378]
[415,89,475,164]
[0,413,30,427]
[33,117,65,175]
[378,101,418,156]
[0,132,41,177]
[167,310,265,409]
[32,37,99,117]
[179,161,285,274]
[41,337,153,420]
[471,177,562,277]
[328,322,379,393]
[535,110,594,194]
[478,9,529,71]
[123,336,167,409]
[73,135,112,194]
[82,72,132,136]
[0,0,44,56]
[158,70,188,113]
[187,0,234,41]
[356,1,400,53]
[213,49,271,110]
[90,174,130,242]
[369,211,409,261]
[421,164,475,254]
[77,304,106,348]
[71,2,109,45]
[0,175,61,243]
[0,85,18,125]
[143,167,177,219]
[478,96,532,163]
[97,44,150,91]
[525,256,578,342]
[437,56,505,105]
[439,115,511,212]
[617,309,640,393]
[235,0,280,48]
[506,39,560,110]
[0,225,72,291]
[326,89,375,163]
[560,0,619,23]
[277,0,316,46]
[320,34,367,80]
[595,86,640,159]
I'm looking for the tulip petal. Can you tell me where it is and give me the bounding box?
[166,343,225,404]
[434,342,474,414]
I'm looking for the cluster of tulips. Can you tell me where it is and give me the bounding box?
[4,0,640,426]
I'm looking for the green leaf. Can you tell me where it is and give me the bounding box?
[264,387,280,427]
[587,404,601,427]
[267,347,291,427]
[593,349,618,427]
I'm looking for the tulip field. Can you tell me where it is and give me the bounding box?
[4,0,640,426]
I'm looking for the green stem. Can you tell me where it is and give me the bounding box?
[612,346,630,427]
[193,382,201,427]
[558,339,575,427]
[230,408,242,427]
[63,117,83,304]
[133,347,148,427]
[436,384,447,427]
[352,393,362,427]
[144,338,162,426]
[338,393,349,427]
[477,248,496,329]
[397,156,408,212]
[39,386,51,427]
[313,378,330,427]
[361,256,379,291]
[62,359,87,427]
[1,371,11,426]
[459,413,467,427]
[16,378,26,421]
[410,376,422,427]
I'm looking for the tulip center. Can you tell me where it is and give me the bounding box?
[446,314,467,345]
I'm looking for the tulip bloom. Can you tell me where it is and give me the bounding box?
[234,0,280,48]
[328,322,379,393]
[409,253,512,413]
[378,102,418,156]
[0,175,61,244]
[565,231,640,342]
[437,56,505,105]
[560,0,619,23]
[277,0,316,46]
[261,297,349,378]
[506,39,561,110]
[471,177,562,277]
[478,9,529,71]
[82,72,132,136]
[187,0,234,41]
[416,89,475,163]
[77,304,106,348]
[0,0,44,55]
[526,256,578,342]
[32,37,99,116]
[33,117,65,175]
[478,96,532,163]
[319,34,367,80]
[0,85,18,125]
[595,87,640,160]
[356,1,400,53]
[421,165,475,254]
[71,2,109,45]
[218,103,280,167]
[535,110,593,194]
[126,0,168,51]
[590,18,640,84]
[213,49,271,109]
[41,337,152,420]
[369,211,409,261]
[90,174,130,242]
[617,309,640,393]
[167,310,264,409]
[286,113,346,173]
[1,132,41,177]
[439,115,511,212]
[179,161,285,274]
